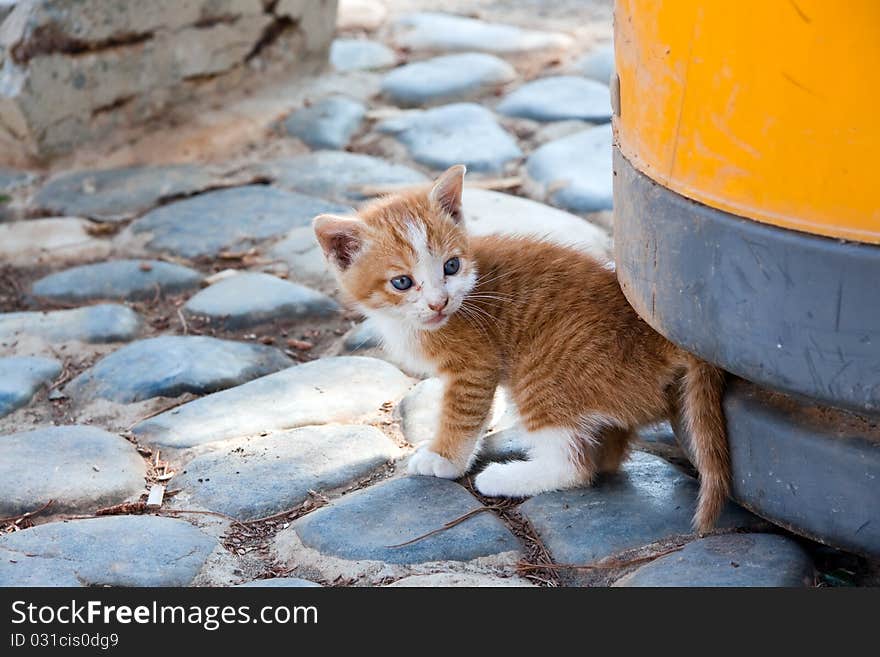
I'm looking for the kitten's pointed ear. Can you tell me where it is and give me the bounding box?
[429,164,466,223]
[313,214,364,270]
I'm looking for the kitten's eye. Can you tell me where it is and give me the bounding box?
[390,275,413,291]
[444,257,461,276]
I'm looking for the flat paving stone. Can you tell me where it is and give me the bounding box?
[0,218,112,266]
[342,320,381,353]
[390,12,573,54]
[0,304,143,344]
[0,356,61,417]
[283,96,366,150]
[525,124,613,212]
[0,425,146,516]
[497,75,611,122]
[182,272,340,329]
[132,356,413,448]
[31,259,202,303]
[267,226,333,284]
[130,185,351,258]
[613,533,815,587]
[0,168,36,192]
[31,165,217,222]
[0,356,62,417]
[378,103,522,172]
[289,476,520,564]
[65,336,292,403]
[331,38,396,71]
[0,516,215,587]
[256,152,428,203]
[382,53,515,107]
[174,425,401,520]
[519,452,758,576]
[236,577,321,587]
[577,43,615,84]
[388,573,534,587]
[462,188,611,260]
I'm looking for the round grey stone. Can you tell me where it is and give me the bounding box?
[174,425,401,520]
[497,76,611,122]
[0,516,215,587]
[382,53,515,107]
[390,12,573,54]
[342,320,381,353]
[132,356,413,448]
[462,188,612,259]
[65,336,292,403]
[131,185,352,258]
[31,259,202,303]
[31,165,217,222]
[283,96,366,150]
[331,38,396,71]
[577,43,615,84]
[267,226,333,284]
[0,425,147,516]
[613,534,815,587]
[0,356,61,417]
[0,218,112,267]
[183,272,340,329]
[525,124,613,212]
[378,103,522,172]
[236,577,321,587]
[256,152,428,203]
[519,452,759,581]
[0,304,143,344]
[291,476,520,564]
[0,168,35,192]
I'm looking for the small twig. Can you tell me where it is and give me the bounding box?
[0,499,55,525]
[385,506,501,548]
[127,396,194,429]
[240,492,330,525]
[160,509,250,531]
[516,545,684,573]
[177,308,189,335]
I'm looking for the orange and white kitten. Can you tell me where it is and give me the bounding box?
[314,165,730,532]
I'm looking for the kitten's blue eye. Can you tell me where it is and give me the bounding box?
[391,275,413,291]
[444,257,461,276]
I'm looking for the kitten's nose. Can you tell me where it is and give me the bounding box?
[428,296,449,312]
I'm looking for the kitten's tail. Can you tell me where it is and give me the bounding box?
[681,356,731,533]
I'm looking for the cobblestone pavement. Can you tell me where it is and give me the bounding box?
[0,0,861,587]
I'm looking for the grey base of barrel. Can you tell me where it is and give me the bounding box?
[613,148,880,414]
[674,379,880,557]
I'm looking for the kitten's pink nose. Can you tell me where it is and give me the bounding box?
[428,297,449,312]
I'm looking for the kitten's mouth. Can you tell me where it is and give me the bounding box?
[423,312,448,327]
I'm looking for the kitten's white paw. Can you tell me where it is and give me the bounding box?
[474,463,518,497]
[407,447,464,479]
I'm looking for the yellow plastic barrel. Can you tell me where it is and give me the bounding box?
[614,0,880,244]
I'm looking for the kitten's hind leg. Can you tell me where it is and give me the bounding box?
[474,426,592,498]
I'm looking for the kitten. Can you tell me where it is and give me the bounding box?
[314,165,730,532]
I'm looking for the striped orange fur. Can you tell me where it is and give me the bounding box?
[314,165,730,532]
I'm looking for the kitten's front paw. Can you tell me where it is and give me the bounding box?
[407,446,465,479]
[474,463,516,497]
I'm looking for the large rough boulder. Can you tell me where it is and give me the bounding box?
[0,0,338,161]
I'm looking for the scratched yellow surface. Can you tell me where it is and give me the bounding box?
[614,0,880,244]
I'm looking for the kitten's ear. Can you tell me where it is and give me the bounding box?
[429,164,466,223]
[313,214,364,270]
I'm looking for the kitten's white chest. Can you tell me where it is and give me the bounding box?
[368,316,438,378]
